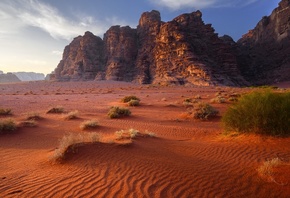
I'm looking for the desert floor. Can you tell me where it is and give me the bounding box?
[0,81,290,198]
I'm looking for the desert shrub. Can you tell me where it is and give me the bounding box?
[210,96,226,103]
[222,91,290,136]
[191,102,219,120]
[108,106,131,119]
[0,119,17,133]
[115,128,139,140]
[0,108,12,115]
[128,99,140,106]
[64,110,79,120]
[80,120,98,130]
[194,94,202,99]
[26,112,42,120]
[121,95,140,103]
[51,132,100,162]
[228,97,238,102]
[47,106,65,114]
[20,120,37,127]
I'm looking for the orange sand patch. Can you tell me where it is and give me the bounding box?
[0,81,290,197]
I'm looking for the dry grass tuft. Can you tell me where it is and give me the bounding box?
[0,119,17,134]
[20,120,38,127]
[63,110,79,120]
[188,102,219,120]
[128,99,140,106]
[121,95,140,103]
[80,120,98,130]
[26,112,42,120]
[51,132,101,162]
[0,108,12,116]
[47,106,65,114]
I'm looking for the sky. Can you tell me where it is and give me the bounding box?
[0,0,281,75]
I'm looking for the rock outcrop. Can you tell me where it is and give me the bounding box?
[54,10,247,86]
[104,26,138,81]
[55,31,104,81]
[237,0,290,84]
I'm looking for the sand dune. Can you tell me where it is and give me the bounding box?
[0,81,290,197]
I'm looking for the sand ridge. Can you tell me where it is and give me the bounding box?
[0,81,290,197]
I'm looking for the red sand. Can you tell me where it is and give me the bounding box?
[0,81,290,197]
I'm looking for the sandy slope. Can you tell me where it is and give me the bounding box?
[0,81,290,197]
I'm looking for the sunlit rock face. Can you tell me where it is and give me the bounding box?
[55,31,104,81]
[53,10,248,86]
[237,0,290,85]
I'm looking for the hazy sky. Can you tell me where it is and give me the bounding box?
[0,0,281,75]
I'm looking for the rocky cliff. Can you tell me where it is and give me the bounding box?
[237,0,290,84]
[54,1,290,86]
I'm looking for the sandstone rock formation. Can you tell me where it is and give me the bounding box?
[55,31,104,81]
[237,0,290,84]
[53,10,249,86]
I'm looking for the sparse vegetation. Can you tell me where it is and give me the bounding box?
[121,95,140,103]
[80,120,98,130]
[128,99,140,106]
[190,102,219,120]
[0,108,12,116]
[51,132,100,162]
[0,119,17,133]
[47,106,65,114]
[26,112,42,120]
[108,106,131,119]
[222,90,290,136]
[115,128,140,140]
[20,120,37,127]
[64,110,79,120]
[210,96,226,103]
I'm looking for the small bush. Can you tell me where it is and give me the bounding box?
[121,95,140,103]
[191,102,219,120]
[26,112,42,120]
[115,128,140,140]
[210,96,226,103]
[0,108,12,116]
[47,106,65,114]
[51,132,100,162]
[108,106,131,119]
[128,99,140,106]
[80,120,98,130]
[222,90,290,136]
[64,110,79,120]
[0,119,17,133]
[20,120,37,127]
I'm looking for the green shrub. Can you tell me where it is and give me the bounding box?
[121,95,140,103]
[191,102,219,120]
[222,90,290,136]
[108,106,131,119]
[0,119,17,133]
[128,99,140,106]
[0,108,12,115]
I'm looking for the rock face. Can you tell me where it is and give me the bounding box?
[54,10,247,86]
[237,0,290,84]
[0,73,21,83]
[13,72,45,81]
[55,31,104,81]
[104,26,138,81]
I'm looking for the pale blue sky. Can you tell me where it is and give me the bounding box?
[0,0,281,74]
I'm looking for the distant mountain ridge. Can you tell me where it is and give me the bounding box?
[52,0,290,86]
[0,72,45,83]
